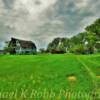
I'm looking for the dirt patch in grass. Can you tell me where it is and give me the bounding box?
[67,74,77,81]
[96,75,100,78]
[96,67,100,71]
[68,76,76,81]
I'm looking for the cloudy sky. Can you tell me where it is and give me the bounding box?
[0,0,100,49]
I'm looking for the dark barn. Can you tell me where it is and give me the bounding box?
[8,38,37,54]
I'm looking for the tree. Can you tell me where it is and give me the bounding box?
[4,41,16,54]
[85,18,100,37]
[47,38,70,53]
[70,44,86,54]
[39,48,46,53]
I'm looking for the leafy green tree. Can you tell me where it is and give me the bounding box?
[70,44,85,54]
[85,18,100,37]
[47,38,69,53]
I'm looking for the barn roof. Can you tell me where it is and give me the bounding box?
[10,38,36,49]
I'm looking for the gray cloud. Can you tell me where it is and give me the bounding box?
[0,0,100,49]
[2,0,14,9]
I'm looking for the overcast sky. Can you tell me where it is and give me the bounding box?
[0,0,100,49]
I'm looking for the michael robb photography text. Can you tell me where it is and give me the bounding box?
[0,88,100,99]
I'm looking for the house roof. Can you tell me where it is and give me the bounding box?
[10,38,36,49]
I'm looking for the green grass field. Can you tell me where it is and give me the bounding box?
[0,54,100,99]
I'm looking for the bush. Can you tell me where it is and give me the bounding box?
[70,44,88,54]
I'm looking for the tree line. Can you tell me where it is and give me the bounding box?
[47,18,100,54]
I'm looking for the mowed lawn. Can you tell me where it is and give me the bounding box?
[0,54,100,99]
